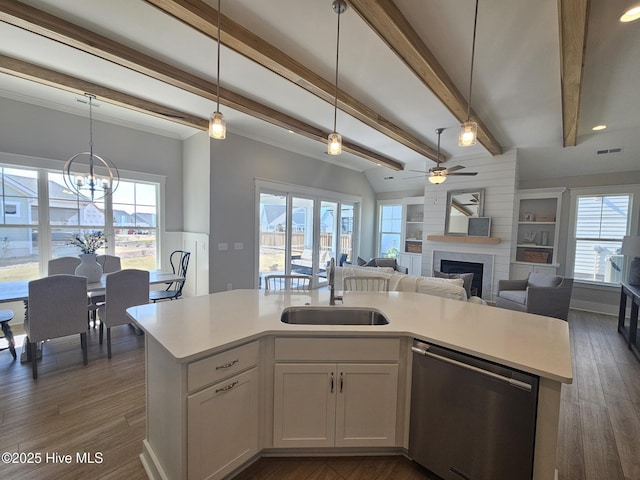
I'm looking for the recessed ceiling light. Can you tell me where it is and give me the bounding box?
[621,5,640,22]
[592,125,607,131]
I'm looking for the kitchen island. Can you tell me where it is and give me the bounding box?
[127,289,572,480]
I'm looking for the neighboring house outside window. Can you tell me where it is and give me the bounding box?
[569,186,639,285]
[0,163,160,281]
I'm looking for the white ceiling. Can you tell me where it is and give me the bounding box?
[1,0,639,193]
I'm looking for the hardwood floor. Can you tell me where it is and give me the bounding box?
[0,310,638,479]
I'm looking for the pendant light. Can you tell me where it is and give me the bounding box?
[63,93,119,201]
[459,0,479,147]
[209,0,226,139]
[328,0,346,155]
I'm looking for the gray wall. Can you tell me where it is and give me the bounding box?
[209,133,376,293]
[0,97,184,231]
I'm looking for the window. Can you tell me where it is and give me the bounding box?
[378,202,402,258]
[571,193,631,284]
[0,166,39,281]
[0,162,161,281]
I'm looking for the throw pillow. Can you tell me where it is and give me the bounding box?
[356,256,367,266]
[527,273,562,288]
[373,258,397,268]
[433,270,474,299]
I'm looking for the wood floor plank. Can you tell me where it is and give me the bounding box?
[580,400,625,479]
[556,399,586,480]
[605,393,640,480]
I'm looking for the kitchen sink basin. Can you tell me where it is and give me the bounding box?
[280,306,389,325]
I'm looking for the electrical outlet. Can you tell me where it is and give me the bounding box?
[227,283,232,291]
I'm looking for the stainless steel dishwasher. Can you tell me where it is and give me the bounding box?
[409,340,539,480]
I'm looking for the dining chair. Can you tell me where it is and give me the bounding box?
[264,274,311,291]
[47,256,81,275]
[96,254,122,273]
[98,269,149,358]
[25,274,88,379]
[149,250,190,302]
[343,276,389,292]
[89,255,122,325]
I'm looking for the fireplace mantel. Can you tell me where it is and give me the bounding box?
[427,234,501,244]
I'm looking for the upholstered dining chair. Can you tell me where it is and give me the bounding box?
[98,269,149,358]
[149,250,190,302]
[47,256,81,275]
[264,274,312,291]
[496,273,574,321]
[89,255,122,325]
[343,276,390,292]
[25,274,88,379]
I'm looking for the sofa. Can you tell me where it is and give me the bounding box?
[356,257,409,274]
[335,265,483,303]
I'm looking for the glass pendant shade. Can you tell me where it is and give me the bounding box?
[209,111,226,139]
[327,132,342,155]
[458,121,478,147]
[428,173,446,184]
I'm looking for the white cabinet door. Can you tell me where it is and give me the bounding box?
[187,368,259,480]
[273,363,336,448]
[273,363,399,449]
[335,363,398,447]
[397,253,422,276]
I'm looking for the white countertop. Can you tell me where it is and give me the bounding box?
[127,289,573,383]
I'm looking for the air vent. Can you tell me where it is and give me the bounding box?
[596,147,623,155]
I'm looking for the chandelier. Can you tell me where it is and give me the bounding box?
[63,94,119,201]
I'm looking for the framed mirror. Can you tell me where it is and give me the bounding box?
[445,188,485,235]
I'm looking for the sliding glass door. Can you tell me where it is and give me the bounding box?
[257,183,360,289]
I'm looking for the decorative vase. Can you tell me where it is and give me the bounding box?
[75,253,103,283]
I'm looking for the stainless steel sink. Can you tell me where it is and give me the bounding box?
[281,306,389,325]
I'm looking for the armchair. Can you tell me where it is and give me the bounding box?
[496,273,574,321]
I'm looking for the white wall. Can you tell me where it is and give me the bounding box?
[421,151,518,301]
[208,133,377,293]
[0,97,184,231]
[183,132,210,233]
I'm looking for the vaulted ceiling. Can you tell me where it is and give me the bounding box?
[0,0,639,192]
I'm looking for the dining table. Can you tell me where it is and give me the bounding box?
[0,269,185,361]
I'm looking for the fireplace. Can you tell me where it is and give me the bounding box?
[441,260,484,297]
[432,251,494,299]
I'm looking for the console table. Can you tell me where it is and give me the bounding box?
[618,282,640,361]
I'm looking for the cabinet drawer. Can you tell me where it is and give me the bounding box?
[275,337,399,362]
[188,341,259,392]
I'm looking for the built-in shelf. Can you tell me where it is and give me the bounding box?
[427,235,501,244]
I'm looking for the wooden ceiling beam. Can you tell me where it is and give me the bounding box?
[0,54,208,130]
[557,0,590,147]
[144,0,439,162]
[348,0,503,156]
[0,0,403,171]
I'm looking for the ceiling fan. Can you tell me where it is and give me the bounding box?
[406,128,478,184]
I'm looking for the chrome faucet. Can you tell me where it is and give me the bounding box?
[328,257,343,305]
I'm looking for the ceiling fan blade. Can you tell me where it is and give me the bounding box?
[404,174,428,180]
[445,165,466,172]
[407,169,428,174]
[447,172,478,176]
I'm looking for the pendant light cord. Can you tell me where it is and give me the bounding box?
[333,6,342,132]
[466,0,479,122]
[216,0,221,112]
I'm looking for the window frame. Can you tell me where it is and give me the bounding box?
[376,199,403,259]
[568,184,640,288]
[0,153,165,279]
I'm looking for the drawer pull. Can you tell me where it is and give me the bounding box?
[215,359,239,370]
[215,381,238,393]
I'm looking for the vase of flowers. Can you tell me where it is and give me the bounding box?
[69,231,106,282]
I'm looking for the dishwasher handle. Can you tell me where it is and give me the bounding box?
[411,345,532,392]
